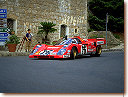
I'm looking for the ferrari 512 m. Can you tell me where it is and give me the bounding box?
[29,36,106,59]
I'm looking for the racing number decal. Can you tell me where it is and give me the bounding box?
[40,50,52,56]
[81,44,87,54]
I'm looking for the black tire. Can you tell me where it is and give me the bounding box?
[70,47,77,59]
[95,45,102,57]
[90,54,95,57]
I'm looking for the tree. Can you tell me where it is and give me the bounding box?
[88,0,124,33]
[38,22,57,43]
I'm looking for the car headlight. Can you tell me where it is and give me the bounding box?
[30,49,38,55]
[57,49,66,55]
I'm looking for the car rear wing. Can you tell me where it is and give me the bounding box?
[84,38,106,46]
[96,38,105,40]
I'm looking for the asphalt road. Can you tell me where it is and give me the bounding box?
[0,51,124,93]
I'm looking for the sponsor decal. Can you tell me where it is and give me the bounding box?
[88,49,93,51]
[88,46,91,48]
[63,55,70,58]
[97,41,104,45]
[50,52,56,55]
[47,47,60,49]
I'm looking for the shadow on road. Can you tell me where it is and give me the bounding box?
[30,55,96,61]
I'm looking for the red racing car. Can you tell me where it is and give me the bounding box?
[29,36,106,59]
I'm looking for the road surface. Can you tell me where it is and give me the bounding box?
[0,51,124,93]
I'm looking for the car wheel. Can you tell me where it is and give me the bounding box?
[95,45,102,57]
[70,47,77,59]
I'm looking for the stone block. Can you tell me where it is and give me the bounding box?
[0,0,88,46]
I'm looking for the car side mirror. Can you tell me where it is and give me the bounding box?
[94,42,96,46]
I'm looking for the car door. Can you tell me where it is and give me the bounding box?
[73,38,82,54]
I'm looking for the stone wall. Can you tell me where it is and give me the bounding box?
[0,0,88,47]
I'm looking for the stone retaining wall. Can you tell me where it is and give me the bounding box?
[88,31,121,48]
[0,0,88,47]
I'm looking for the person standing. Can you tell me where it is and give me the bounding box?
[25,29,32,52]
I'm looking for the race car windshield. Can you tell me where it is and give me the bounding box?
[55,38,73,45]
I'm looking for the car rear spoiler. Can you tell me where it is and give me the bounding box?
[96,38,105,40]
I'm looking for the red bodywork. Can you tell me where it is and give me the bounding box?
[29,36,106,59]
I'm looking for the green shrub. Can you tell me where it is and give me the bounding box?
[38,22,57,43]
[88,28,94,32]
[6,35,20,44]
[52,41,57,45]
[113,33,120,39]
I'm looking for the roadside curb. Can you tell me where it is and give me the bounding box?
[102,48,124,52]
[0,51,30,57]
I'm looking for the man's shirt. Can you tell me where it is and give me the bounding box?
[26,33,32,41]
